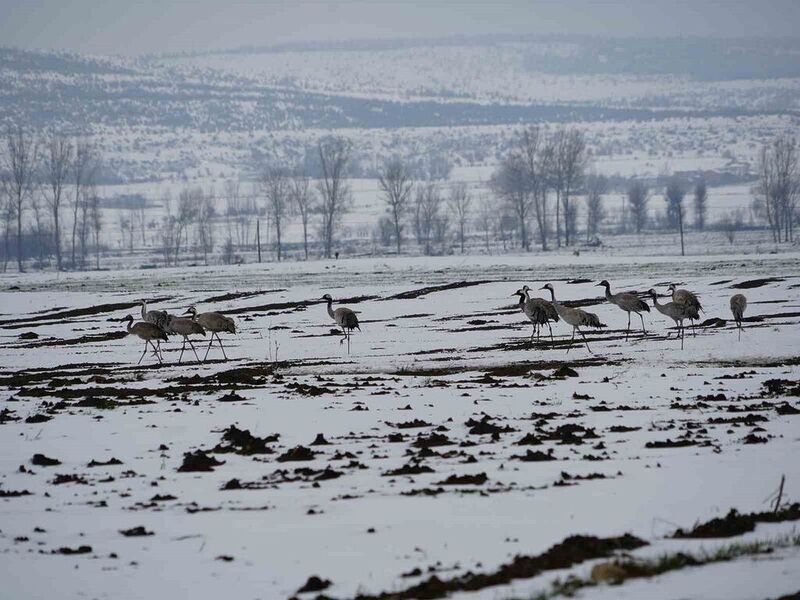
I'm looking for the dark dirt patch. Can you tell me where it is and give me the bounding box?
[222,295,378,317]
[297,575,331,593]
[311,433,330,445]
[87,457,123,467]
[436,472,488,485]
[384,463,435,477]
[31,453,61,467]
[351,534,646,599]
[120,526,154,537]
[0,489,32,497]
[276,446,317,462]
[52,545,92,555]
[25,414,52,423]
[285,381,335,396]
[178,450,225,472]
[412,433,453,448]
[673,504,800,539]
[730,278,784,289]
[19,331,127,348]
[763,379,800,397]
[0,297,171,328]
[201,289,283,304]
[645,439,697,449]
[217,391,247,402]
[382,280,492,301]
[211,425,278,455]
[511,449,556,462]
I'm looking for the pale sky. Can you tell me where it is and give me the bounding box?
[1,0,798,56]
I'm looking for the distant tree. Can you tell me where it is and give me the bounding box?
[3,126,38,272]
[87,184,102,269]
[70,139,96,268]
[474,194,496,252]
[378,157,413,254]
[754,135,799,243]
[175,187,200,263]
[665,176,686,255]
[491,154,531,251]
[627,180,650,234]
[693,179,708,231]
[29,188,50,267]
[413,182,445,255]
[195,189,215,265]
[448,182,471,254]
[316,136,352,258]
[552,128,588,247]
[719,209,743,245]
[290,168,313,260]
[0,181,11,272]
[43,134,72,270]
[520,126,553,251]
[584,173,607,241]
[262,167,292,261]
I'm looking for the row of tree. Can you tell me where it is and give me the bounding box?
[0,127,102,272]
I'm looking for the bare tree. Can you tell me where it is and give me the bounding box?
[71,139,95,268]
[720,209,744,245]
[754,136,799,243]
[627,180,650,234]
[262,167,292,261]
[448,182,471,253]
[316,136,351,258]
[665,176,686,256]
[43,134,72,270]
[290,168,313,260]
[195,188,215,265]
[552,128,588,247]
[3,127,39,271]
[584,173,607,241]
[413,182,446,255]
[491,154,531,251]
[29,189,50,267]
[87,184,102,269]
[474,194,496,252]
[693,179,708,231]
[0,181,10,272]
[174,187,199,263]
[378,157,413,254]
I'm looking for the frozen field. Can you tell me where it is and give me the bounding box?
[1,252,799,600]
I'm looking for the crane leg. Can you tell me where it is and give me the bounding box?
[178,338,186,363]
[217,334,229,360]
[691,318,697,337]
[680,324,685,350]
[204,335,215,361]
[151,341,163,364]
[547,321,554,343]
[578,327,593,354]
[137,341,148,365]
[188,338,201,362]
[625,312,630,340]
[566,328,576,353]
[639,312,646,335]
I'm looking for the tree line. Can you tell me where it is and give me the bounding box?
[1,126,102,272]
[2,126,797,271]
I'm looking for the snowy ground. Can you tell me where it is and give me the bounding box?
[1,253,799,600]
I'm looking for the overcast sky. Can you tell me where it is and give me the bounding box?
[1,0,798,56]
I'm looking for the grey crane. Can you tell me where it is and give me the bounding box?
[648,289,693,349]
[164,315,206,363]
[730,293,747,340]
[596,280,650,339]
[322,294,360,343]
[140,299,171,351]
[184,306,236,361]
[540,283,606,353]
[514,285,558,342]
[123,314,168,364]
[667,283,702,335]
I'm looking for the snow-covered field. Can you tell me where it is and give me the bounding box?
[1,253,799,599]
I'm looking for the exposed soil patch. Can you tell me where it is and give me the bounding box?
[382,280,492,301]
[120,526,154,537]
[31,453,61,467]
[276,446,317,462]
[731,278,785,289]
[673,504,800,538]
[350,534,646,599]
[211,425,278,455]
[178,450,225,472]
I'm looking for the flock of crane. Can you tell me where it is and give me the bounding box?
[121,283,748,363]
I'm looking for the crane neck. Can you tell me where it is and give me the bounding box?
[601,284,612,301]
[545,287,557,303]
[141,301,147,319]
[125,318,133,333]
[326,299,335,319]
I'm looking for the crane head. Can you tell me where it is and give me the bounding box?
[183,306,197,316]
[596,280,610,288]
[321,294,333,302]
[667,283,677,292]
[647,288,658,297]
[539,283,553,291]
